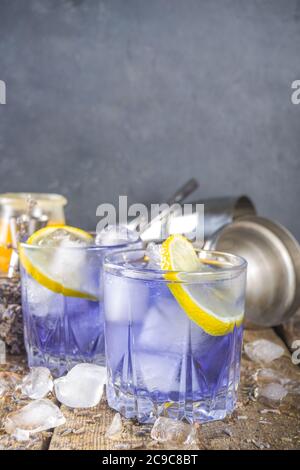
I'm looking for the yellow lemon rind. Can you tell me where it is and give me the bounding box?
[168,282,243,336]
[161,234,243,336]
[20,226,98,301]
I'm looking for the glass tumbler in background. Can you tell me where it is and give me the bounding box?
[20,242,104,377]
[103,249,247,424]
[0,193,67,274]
[20,235,140,377]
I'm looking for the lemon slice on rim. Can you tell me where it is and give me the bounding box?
[19,225,98,301]
[161,234,244,336]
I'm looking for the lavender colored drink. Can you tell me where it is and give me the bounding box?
[104,248,247,423]
[20,226,140,377]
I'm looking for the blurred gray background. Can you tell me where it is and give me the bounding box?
[0,0,300,238]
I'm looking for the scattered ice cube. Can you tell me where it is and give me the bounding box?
[145,242,162,268]
[253,368,290,386]
[256,383,288,404]
[253,368,300,404]
[96,224,140,247]
[20,367,53,400]
[12,428,32,442]
[4,399,65,441]
[54,363,106,408]
[244,339,285,364]
[105,413,123,440]
[151,417,197,446]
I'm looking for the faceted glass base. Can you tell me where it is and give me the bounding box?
[106,376,238,424]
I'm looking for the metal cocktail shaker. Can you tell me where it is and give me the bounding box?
[205,215,300,327]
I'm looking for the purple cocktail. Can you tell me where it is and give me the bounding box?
[20,226,140,377]
[103,247,247,423]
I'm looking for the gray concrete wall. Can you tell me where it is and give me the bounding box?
[0,0,299,238]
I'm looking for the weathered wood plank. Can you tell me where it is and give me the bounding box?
[49,394,153,451]
[1,328,299,450]
[48,328,300,451]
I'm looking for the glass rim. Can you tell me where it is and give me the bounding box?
[104,248,247,282]
[0,193,68,206]
[19,239,139,252]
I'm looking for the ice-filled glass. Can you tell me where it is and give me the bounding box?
[20,229,140,377]
[104,249,247,424]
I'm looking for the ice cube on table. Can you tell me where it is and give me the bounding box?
[244,339,285,364]
[105,413,123,440]
[20,367,53,400]
[4,399,65,441]
[253,368,290,386]
[151,417,197,446]
[54,363,106,408]
[95,224,140,246]
[256,383,288,405]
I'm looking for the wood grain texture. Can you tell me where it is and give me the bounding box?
[1,329,300,450]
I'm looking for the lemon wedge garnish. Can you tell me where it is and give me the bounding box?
[20,226,98,301]
[161,234,243,336]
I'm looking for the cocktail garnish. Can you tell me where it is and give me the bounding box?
[161,234,244,335]
[19,225,97,300]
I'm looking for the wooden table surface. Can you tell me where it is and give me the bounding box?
[1,328,299,451]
